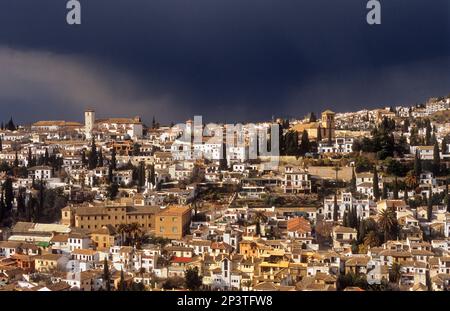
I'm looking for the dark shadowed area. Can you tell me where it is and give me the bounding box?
[0,0,449,125]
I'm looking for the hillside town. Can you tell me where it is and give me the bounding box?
[0,96,449,292]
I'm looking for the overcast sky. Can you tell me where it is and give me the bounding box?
[0,0,449,125]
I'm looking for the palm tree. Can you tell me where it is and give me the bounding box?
[363,231,380,248]
[128,222,142,247]
[405,171,417,191]
[117,223,129,246]
[378,208,397,243]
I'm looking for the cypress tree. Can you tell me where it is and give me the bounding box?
[103,257,111,291]
[373,166,380,201]
[393,177,399,200]
[414,149,422,177]
[111,147,117,170]
[44,148,49,165]
[108,165,113,184]
[441,136,448,155]
[97,148,104,167]
[0,136,2,151]
[219,143,228,170]
[27,148,32,168]
[14,151,19,168]
[16,190,25,220]
[328,125,333,145]
[446,194,450,213]
[350,168,356,192]
[333,193,339,222]
[404,186,409,204]
[6,117,16,131]
[343,211,348,227]
[427,194,433,222]
[37,179,45,222]
[382,184,388,200]
[432,141,440,176]
[352,206,358,228]
[299,130,310,156]
[4,178,14,213]
[0,191,4,223]
[137,162,145,189]
[358,218,365,243]
[81,149,87,166]
[119,269,127,291]
[148,164,156,186]
[317,125,322,142]
[425,120,432,146]
[88,137,98,169]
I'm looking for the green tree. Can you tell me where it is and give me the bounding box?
[185,266,203,291]
[382,184,388,200]
[284,131,299,156]
[97,148,104,167]
[81,149,87,166]
[13,151,19,168]
[107,183,119,200]
[118,269,127,291]
[6,117,16,131]
[432,141,441,176]
[363,230,381,248]
[343,211,348,227]
[137,162,146,190]
[414,150,422,177]
[219,143,228,170]
[299,130,310,155]
[350,168,357,193]
[103,257,111,291]
[333,193,339,222]
[148,164,156,186]
[111,147,117,170]
[393,177,399,200]
[88,137,98,169]
[441,136,448,155]
[427,194,433,222]
[425,120,432,146]
[357,218,365,243]
[44,148,49,165]
[373,166,380,202]
[378,207,397,243]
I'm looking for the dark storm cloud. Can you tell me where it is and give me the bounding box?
[0,0,449,124]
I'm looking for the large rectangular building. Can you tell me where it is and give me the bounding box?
[155,205,192,240]
[61,203,160,233]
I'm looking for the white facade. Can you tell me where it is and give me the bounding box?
[320,192,371,221]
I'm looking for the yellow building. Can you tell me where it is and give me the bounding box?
[34,254,68,273]
[61,203,160,232]
[91,225,120,249]
[292,110,335,141]
[155,205,192,240]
